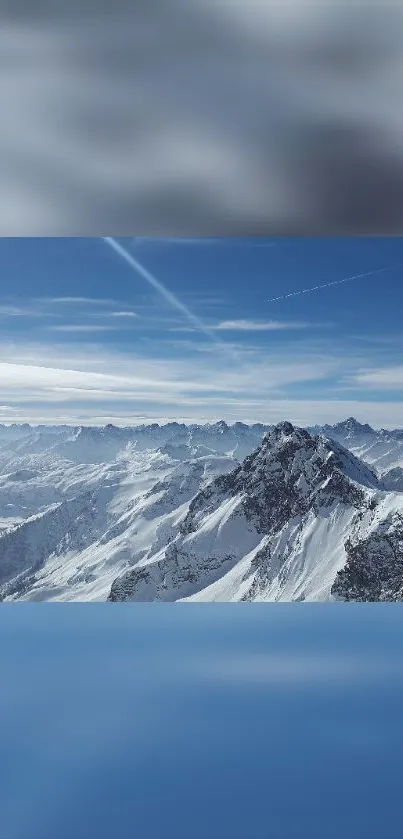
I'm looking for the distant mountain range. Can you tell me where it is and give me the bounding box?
[0,417,403,601]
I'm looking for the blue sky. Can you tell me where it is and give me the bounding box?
[0,236,402,427]
[2,605,403,839]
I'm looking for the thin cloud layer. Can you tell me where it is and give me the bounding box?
[352,366,403,389]
[0,338,402,427]
[215,320,309,331]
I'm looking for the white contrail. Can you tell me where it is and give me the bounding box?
[268,263,403,303]
[104,237,224,347]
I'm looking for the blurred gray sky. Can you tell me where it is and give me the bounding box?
[1,0,403,234]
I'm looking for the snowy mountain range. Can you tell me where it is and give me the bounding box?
[0,417,403,602]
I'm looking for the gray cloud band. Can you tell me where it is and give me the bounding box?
[1,1,403,234]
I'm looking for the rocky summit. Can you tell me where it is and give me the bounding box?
[0,419,402,602]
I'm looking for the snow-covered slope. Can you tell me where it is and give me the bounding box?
[108,422,403,603]
[0,421,269,601]
[309,417,403,474]
[1,418,403,602]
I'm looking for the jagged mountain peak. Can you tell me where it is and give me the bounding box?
[241,421,377,484]
[333,417,374,434]
[342,416,362,426]
[107,420,394,604]
[2,414,403,604]
[210,420,229,432]
[262,420,308,445]
[272,420,295,434]
[180,424,379,545]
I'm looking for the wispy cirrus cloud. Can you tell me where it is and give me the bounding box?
[0,305,36,317]
[351,366,403,389]
[3,295,140,319]
[213,319,309,332]
[170,319,310,334]
[108,311,138,318]
[0,337,402,428]
[40,297,120,307]
[46,324,127,333]
[0,340,334,410]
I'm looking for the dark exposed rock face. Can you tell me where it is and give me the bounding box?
[332,513,403,601]
[108,422,384,602]
[108,543,237,602]
[382,467,403,492]
[180,422,376,537]
[109,565,154,602]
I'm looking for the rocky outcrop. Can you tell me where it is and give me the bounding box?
[108,422,386,602]
[332,513,403,601]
